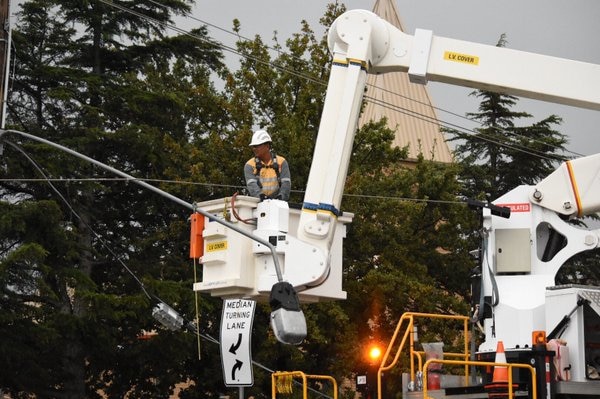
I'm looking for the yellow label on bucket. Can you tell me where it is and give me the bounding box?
[207,240,228,252]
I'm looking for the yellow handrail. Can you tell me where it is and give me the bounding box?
[375,312,538,399]
[377,312,470,399]
[271,370,338,399]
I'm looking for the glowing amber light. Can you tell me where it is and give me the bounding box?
[368,346,382,361]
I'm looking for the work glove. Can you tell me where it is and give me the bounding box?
[259,194,268,201]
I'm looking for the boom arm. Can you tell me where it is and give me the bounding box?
[530,153,600,218]
[196,9,600,307]
[297,9,600,289]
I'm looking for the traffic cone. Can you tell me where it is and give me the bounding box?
[484,341,517,399]
[492,341,508,383]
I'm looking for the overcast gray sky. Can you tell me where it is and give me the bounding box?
[190,0,600,158]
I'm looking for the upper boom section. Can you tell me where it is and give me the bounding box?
[328,9,600,111]
[530,153,600,218]
[295,9,600,292]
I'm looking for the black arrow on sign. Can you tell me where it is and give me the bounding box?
[231,359,243,380]
[229,333,242,354]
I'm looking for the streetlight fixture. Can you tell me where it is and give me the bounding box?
[368,345,382,364]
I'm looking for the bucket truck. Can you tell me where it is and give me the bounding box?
[194,8,600,395]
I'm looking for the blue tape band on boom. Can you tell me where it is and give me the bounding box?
[302,202,319,211]
[318,203,340,217]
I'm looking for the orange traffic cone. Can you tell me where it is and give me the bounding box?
[484,341,517,399]
[492,341,508,383]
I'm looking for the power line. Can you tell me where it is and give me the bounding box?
[0,176,469,206]
[3,139,154,300]
[99,0,326,87]
[368,84,581,160]
[175,3,581,161]
[0,176,243,189]
[4,136,335,398]
[97,0,579,161]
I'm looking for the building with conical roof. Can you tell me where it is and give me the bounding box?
[358,0,453,163]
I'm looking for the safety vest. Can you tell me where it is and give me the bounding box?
[247,154,285,197]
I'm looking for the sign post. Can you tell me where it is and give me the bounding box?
[220,299,256,387]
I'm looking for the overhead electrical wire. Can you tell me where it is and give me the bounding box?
[148,0,573,160]
[3,137,335,399]
[369,84,580,160]
[3,139,153,301]
[151,1,582,161]
[102,0,583,161]
[0,176,469,206]
[100,0,326,88]
[365,95,570,162]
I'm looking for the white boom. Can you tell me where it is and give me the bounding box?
[195,10,600,358]
[196,7,600,299]
[298,8,600,294]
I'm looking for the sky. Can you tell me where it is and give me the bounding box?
[8,0,599,157]
[188,0,600,158]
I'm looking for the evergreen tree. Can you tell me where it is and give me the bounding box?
[338,124,476,397]
[2,2,484,398]
[447,35,568,200]
[1,0,229,397]
[226,4,477,396]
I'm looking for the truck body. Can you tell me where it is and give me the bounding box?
[194,8,600,397]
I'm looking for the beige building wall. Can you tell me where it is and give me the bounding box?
[358,0,453,163]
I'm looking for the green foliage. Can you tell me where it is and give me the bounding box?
[447,35,568,200]
[2,0,229,397]
[340,145,475,392]
[1,1,487,398]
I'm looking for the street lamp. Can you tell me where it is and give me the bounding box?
[368,345,382,364]
[356,342,383,399]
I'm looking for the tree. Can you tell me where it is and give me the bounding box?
[2,2,482,398]
[447,35,568,200]
[1,0,230,397]
[338,127,476,396]
[218,3,478,396]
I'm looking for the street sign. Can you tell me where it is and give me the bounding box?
[220,298,256,387]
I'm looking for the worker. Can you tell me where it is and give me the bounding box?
[244,129,291,201]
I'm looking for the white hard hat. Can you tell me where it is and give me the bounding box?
[250,129,272,146]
